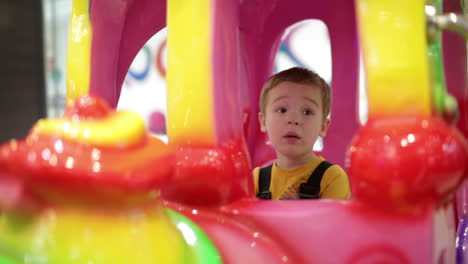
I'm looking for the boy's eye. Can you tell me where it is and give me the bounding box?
[276,108,287,113]
[303,109,314,115]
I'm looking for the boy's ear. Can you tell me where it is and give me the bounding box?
[258,112,267,132]
[319,118,331,137]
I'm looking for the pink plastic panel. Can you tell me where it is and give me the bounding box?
[235,0,359,167]
[443,0,468,138]
[89,0,166,107]
[168,199,436,264]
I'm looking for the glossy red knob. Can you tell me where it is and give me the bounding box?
[63,94,112,120]
[347,116,468,211]
[161,141,252,206]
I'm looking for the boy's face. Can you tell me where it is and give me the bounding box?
[259,81,330,161]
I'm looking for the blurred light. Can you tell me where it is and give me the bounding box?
[400,139,408,147]
[91,148,101,160]
[450,13,457,22]
[54,140,64,153]
[42,148,51,160]
[425,5,436,16]
[63,122,71,133]
[65,157,74,169]
[92,161,101,173]
[49,154,58,166]
[177,223,197,246]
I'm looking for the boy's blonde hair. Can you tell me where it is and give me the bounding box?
[259,67,331,120]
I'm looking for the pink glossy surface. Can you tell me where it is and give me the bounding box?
[212,0,243,146]
[89,0,166,107]
[167,199,439,263]
[443,0,468,139]
[166,200,302,264]
[442,3,468,261]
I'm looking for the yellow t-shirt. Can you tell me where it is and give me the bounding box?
[252,156,350,200]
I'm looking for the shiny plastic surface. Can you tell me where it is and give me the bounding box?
[0,206,189,264]
[166,0,214,146]
[0,95,215,263]
[89,0,167,107]
[457,214,468,263]
[0,95,173,206]
[160,142,251,206]
[348,116,468,211]
[357,0,431,118]
[1,0,468,263]
[166,208,222,264]
[427,0,450,116]
[440,1,468,263]
[66,0,91,104]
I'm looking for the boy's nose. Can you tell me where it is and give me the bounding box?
[287,111,301,125]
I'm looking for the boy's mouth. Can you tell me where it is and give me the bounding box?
[284,132,300,139]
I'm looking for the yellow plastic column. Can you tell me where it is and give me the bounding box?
[357,0,431,119]
[166,0,215,146]
[66,0,92,105]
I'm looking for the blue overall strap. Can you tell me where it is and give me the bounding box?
[257,164,273,199]
[298,161,333,199]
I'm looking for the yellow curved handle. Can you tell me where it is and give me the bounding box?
[66,0,92,105]
[357,0,431,119]
[166,0,214,146]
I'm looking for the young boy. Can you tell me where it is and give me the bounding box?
[253,67,350,200]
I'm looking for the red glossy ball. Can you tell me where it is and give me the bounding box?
[161,141,252,206]
[63,94,111,120]
[347,116,468,211]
